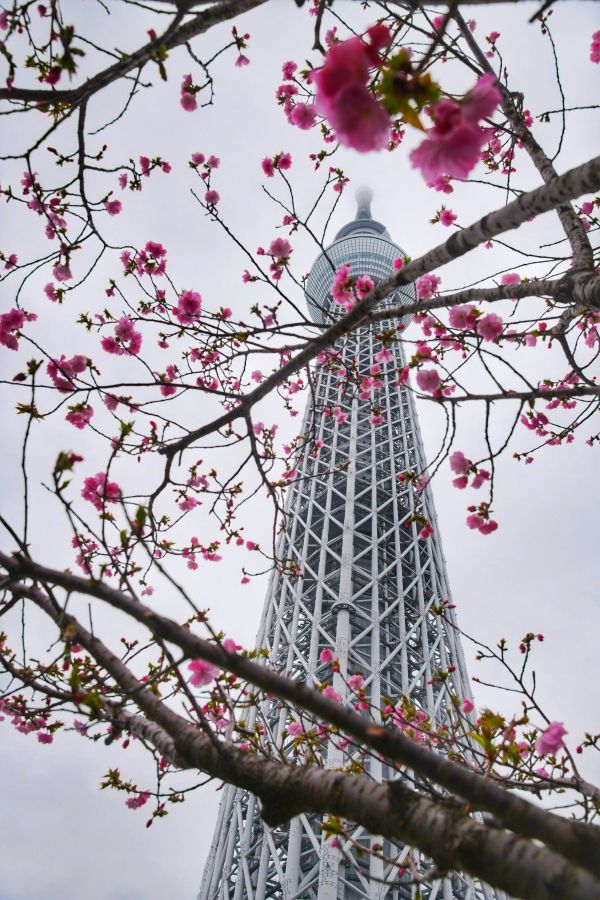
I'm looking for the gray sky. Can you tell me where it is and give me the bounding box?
[0,1,599,897]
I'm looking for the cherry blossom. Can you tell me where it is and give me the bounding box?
[0,308,36,351]
[449,451,471,476]
[416,273,441,299]
[290,103,317,130]
[66,404,94,429]
[590,31,600,65]
[416,369,442,394]
[47,355,87,392]
[348,674,365,692]
[205,190,220,206]
[535,721,567,756]
[81,472,121,510]
[312,25,392,151]
[449,305,478,330]
[410,74,502,181]
[53,261,72,282]
[126,791,150,810]
[476,313,504,342]
[322,685,342,704]
[180,74,198,111]
[104,199,122,216]
[174,290,202,325]
[439,208,457,226]
[101,317,142,356]
[188,658,219,687]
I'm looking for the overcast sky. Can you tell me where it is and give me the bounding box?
[0,1,599,897]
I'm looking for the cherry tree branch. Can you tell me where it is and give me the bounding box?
[161,154,600,457]
[3,577,600,899]
[0,0,267,106]
[2,551,599,880]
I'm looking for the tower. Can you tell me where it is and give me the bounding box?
[199,191,502,899]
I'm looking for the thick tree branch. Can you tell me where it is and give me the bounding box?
[0,0,267,106]
[2,553,600,879]
[4,577,600,900]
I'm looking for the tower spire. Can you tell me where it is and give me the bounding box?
[355,185,374,220]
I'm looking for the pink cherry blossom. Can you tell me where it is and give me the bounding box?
[0,308,36,351]
[81,472,121,510]
[449,451,471,475]
[288,720,303,736]
[47,354,87,392]
[319,648,335,664]
[590,31,600,64]
[416,369,442,394]
[462,698,475,714]
[416,273,441,299]
[290,103,317,130]
[126,791,150,810]
[53,262,72,282]
[439,209,457,227]
[429,175,454,193]
[101,317,142,356]
[466,514,498,535]
[44,283,58,302]
[312,25,392,152]
[501,272,521,285]
[476,313,503,342]
[375,347,394,365]
[323,684,342,704]
[180,74,198,111]
[269,237,292,259]
[535,721,567,756]
[410,74,502,181]
[261,157,275,177]
[236,54,250,67]
[37,732,53,744]
[282,60,297,80]
[174,289,202,325]
[419,522,434,539]
[205,190,220,206]
[104,199,122,216]
[348,674,365,692]
[466,513,484,530]
[449,304,477,330]
[188,658,219,687]
[66,404,94,429]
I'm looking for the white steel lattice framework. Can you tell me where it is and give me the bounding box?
[199,190,505,900]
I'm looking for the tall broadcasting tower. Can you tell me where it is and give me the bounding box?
[200,190,502,900]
